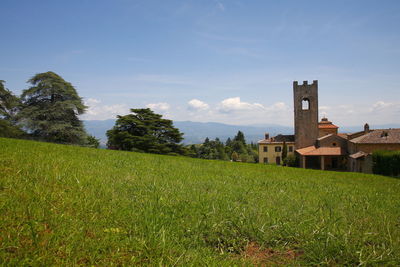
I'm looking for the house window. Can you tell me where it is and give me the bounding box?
[276,156,281,165]
[302,98,310,110]
[275,146,282,152]
[263,157,268,164]
[289,146,293,152]
[332,142,337,147]
[263,146,268,152]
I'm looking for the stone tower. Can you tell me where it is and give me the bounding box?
[293,80,319,149]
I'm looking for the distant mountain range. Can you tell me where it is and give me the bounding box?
[83,120,400,145]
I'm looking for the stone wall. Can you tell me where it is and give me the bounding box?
[293,80,319,149]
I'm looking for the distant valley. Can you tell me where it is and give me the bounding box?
[83,120,400,145]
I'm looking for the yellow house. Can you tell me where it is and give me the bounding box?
[258,133,295,165]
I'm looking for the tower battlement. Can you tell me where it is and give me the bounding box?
[293,80,318,87]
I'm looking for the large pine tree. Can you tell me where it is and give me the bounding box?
[19,72,88,144]
[107,108,185,155]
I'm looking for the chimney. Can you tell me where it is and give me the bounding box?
[265,133,269,140]
[364,123,370,133]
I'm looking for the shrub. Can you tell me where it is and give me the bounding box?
[283,154,299,167]
[372,150,400,177]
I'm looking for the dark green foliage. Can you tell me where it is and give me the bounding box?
[187,144,198,157]
[282,141,288,164]
[233,130,246,145]
[193,131,258,163]
[0,119,25,138]
[18,72,87,144]
[0,80,20,122]
[0,80,24,138]
[372,150,400,177]
[197,137,228,160]
[86,135,100,148]
[106,108,185,155]
[283,154,299,167]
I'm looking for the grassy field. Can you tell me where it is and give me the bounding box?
[1,137,400,266]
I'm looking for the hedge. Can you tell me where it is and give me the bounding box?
[372,150,400,177]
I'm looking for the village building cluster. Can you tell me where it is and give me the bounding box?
[258,80,400,173]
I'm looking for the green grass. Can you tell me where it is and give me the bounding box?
[1,137,400,266]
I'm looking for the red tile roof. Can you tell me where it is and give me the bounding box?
[296,146,345,156]
[318,124,339,129]
[318,117,339,129]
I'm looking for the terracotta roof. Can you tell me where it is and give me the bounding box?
[296,145,345,156]
[350,129,400,144]
[258,139,295,144]
[318,124,339,129]
[349,151,369,159]
[337,133,348,139]
[317,133,347,142]
[257,134,295,144]
[296,146,316,155]
[318,117,339,129]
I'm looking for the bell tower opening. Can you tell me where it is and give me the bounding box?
[302,98,310,110]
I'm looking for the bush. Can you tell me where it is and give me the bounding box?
[283,154,299,167]
[372,150,400,177]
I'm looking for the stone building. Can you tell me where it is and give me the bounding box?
[258,80,400,173]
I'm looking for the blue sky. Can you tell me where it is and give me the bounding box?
[1,0,400,126]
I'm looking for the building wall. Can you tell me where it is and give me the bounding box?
[349,143,400,154]
[349,155,373,173]
[258,143,295,164]
[318,134,348,150]
[318,128,338,137]
[347,143,400,173]
[293,80,319,149]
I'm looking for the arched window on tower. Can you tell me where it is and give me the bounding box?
[302,98,310,110]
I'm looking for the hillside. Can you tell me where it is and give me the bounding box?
[1,138,400,265]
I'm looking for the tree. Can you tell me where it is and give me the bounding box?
[0,80,20,122]
[282,141,288,165]
[233,130,246,145]
[231,151,239,162]
[187,144,198,158]
[87,135,100,148]
[0,80,25,138]
[18,72,88,144]
[106,108,185,155]
[0,119,25,138]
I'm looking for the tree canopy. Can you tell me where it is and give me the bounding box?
[18,72,88,144]
[0,80,20,122]
[189,131,258,163]
[107,108,185,155]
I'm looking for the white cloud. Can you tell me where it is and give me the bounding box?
[188,99,209,110]
[370,101,394,112]
[218,97,264,113]
[146,102,170,111]
[81,98,129,120]
[267,102,288,111]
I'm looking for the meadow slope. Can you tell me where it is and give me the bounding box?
[1,138,400,266]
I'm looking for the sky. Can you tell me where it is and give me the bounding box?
[1,0,400,127]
